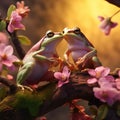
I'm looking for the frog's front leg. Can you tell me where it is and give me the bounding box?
[33,53,62,68]
[17,84,33,91]
[17,62,34,84]
[76,49,101,70]
[64,49,76,70]
[17,62,35,91]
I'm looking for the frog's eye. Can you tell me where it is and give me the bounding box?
[46,30,54,38]
[74,27,81,34]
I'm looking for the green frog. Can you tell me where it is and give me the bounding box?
[63,27,101,70]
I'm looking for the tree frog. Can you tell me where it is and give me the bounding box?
[17,30,63,85]
[63,27,101,70]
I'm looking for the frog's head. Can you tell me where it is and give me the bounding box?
[42,30,63,46]
[63,27,86,42]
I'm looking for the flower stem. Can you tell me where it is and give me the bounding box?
[110,9,120,18]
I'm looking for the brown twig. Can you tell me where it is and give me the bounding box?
[9,31,25,59]
[0,77,17,93]
[105,0,120,7]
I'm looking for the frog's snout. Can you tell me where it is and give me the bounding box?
[58,32,63,36]
[62,27,69,34]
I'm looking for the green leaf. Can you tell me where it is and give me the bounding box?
[7,4,16,19]
[0,20,6,31]
[96,104,108,120]
[18,35,31,46]
[14,91,43,116]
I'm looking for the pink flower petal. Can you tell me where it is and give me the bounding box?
[9,55,19,62]
[15,23,25,30]
[2,59,12,67]
[111,22,118,28]
[58,79,69,88]
[8,11,25,33]
[95,66,105,72]
[87,78,98,84]
[101,67,110,77]
[54,72,62,80]
[0,44,6,54]
[3,45,13,56]
[62,66,70,75]
[54,66,70,87]
[88,69,96,77]
[93,87,119,105]
[8,24,14,33]
[98,16,118,35]
[98,16,104,21]
[98,77,114,87]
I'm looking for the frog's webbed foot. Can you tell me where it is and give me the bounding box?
[66,61,77,70]
[76,57,87,68]
[76,56,102,70]
[48,57,63,67]
[17,84,33,92]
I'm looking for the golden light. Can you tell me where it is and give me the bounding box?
[56,0,120,70]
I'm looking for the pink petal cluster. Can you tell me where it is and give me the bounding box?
[98,16,118,35]
[0,44,19,71]
[87,66,110,84]
[54,66,71,87]
[8,11,25,33]
[87,66,120,105]
[16,1,30,18]
[7,1,30,33]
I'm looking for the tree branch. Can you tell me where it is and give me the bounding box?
[0,77,17,93]
[37,72,102,116]
[9,31,25,59]
[0,72,120,120]
[105,0,120,7]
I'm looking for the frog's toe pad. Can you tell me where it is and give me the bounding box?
[17,84,33,92]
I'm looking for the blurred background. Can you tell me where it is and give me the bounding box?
[0,0,120,119]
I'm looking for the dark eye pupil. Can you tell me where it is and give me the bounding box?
[46,30,54,37]
[73,27,85,37]
[74,27,81,34]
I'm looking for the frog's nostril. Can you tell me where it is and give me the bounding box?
[63,27,68,34]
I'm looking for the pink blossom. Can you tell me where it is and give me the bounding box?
[93,86,120,105]
[16,1,30,18]
[98,75,115,88]
[88,67,120,105]
[7,74,13,80]
[0,44,19,71]
[8,11,25,33]
[87,66,110,84]
[0,32,9,45]
[98,16,117,35]
[54,66,71,87]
